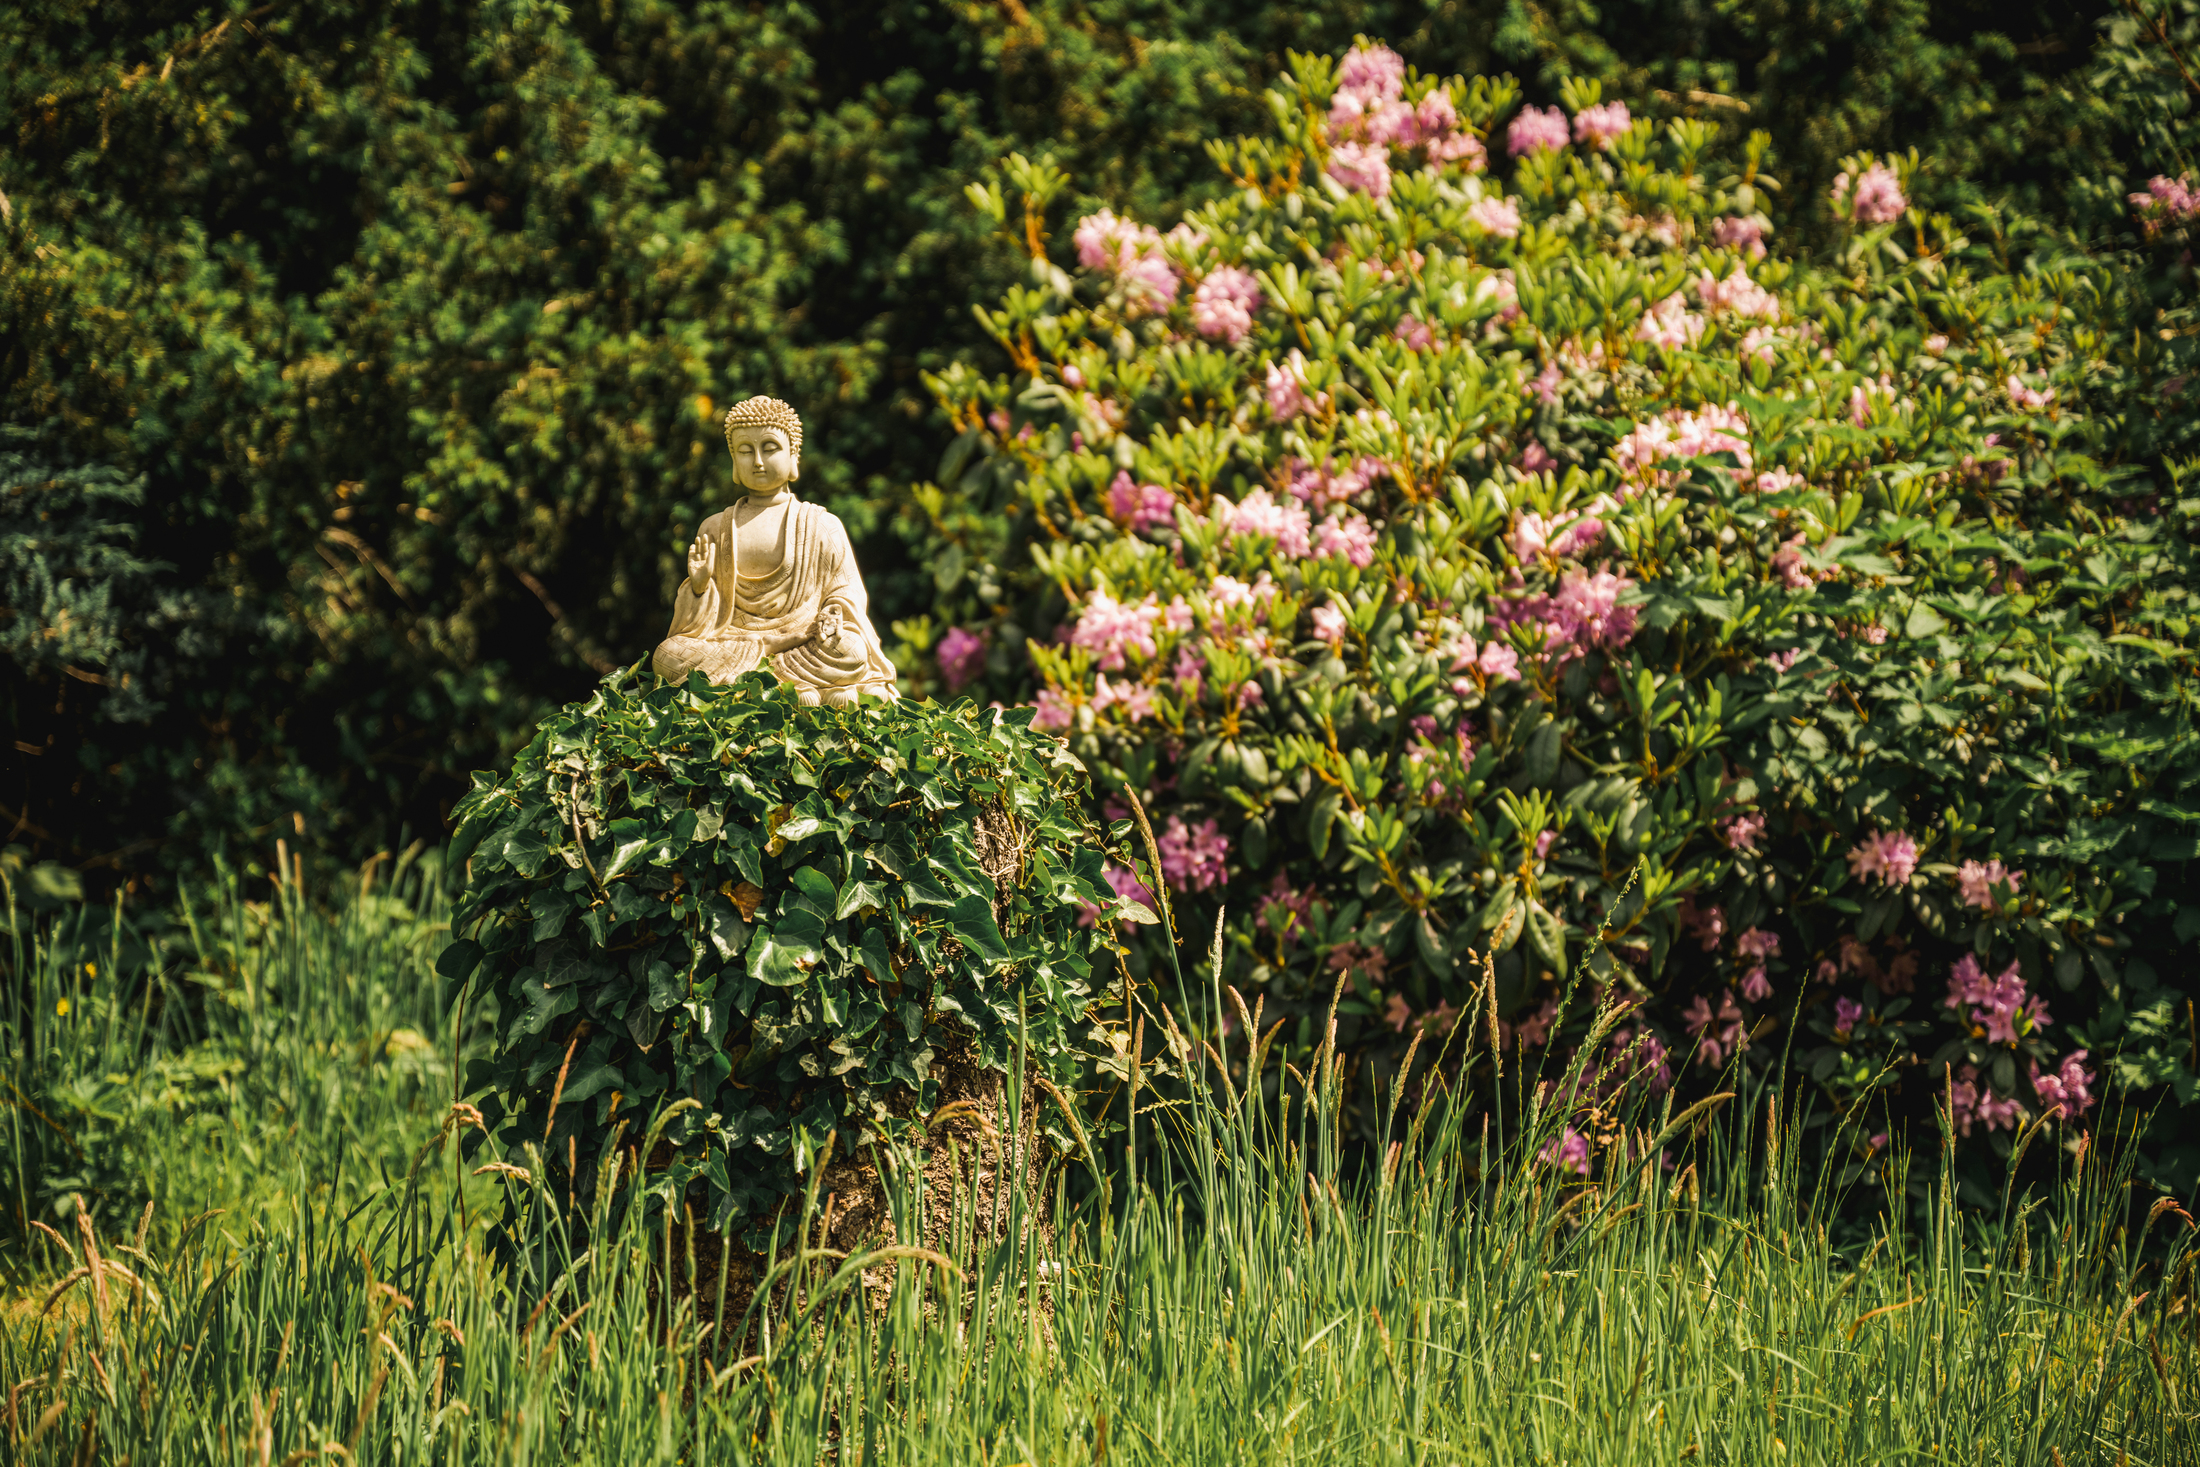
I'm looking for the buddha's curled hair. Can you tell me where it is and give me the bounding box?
[723,395,804,458]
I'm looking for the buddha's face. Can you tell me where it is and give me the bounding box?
[729,426,799,494]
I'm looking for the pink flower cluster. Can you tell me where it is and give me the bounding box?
[1683,990,1747,1067]
[1282,455,1384,510]
[2006,374,2056,413]
[1314,512,1378,567]
[1191,267,1263,345]
[1489,570,1641,658]
[1613,404,1754,486]
[1256,871,1312,945]
[1032,686,1073,732]
[1510,509,1605,562]
[1845,829,1918,888]
[1719,812,1766,851]
[936,626,986,691]
[1832,163,1906,225]
[1696,267,1778,319]
[1265,351,1328,421]
[1107,472,1178,534]
[1681,898,1726,951]
[1467,196,1522,238]
[1158,814,1230,891]
[1944,954,2051,1045]
[1771,534,1813,591]
[2030,1050,2096,1121]
[1214,489,1312,557]
[1538,1127,1593,1176]
[1833,996,1865,1037]
[1506,105,1570,158]
[1572,101,1631,149]
[1323,44,1486,200]
[2129,175,2199,230]
[1955,859,2025,910]
[1070,589,1166,670]
[1091,672,1157,723]
[1636,292,1705,350]
[1948,1064,2025,1137]
[1714,215,1768,259]
[1072,210,1180,314]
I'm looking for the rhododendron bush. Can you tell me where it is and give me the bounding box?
[901,48,2200,1191]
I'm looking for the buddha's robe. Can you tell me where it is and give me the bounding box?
[652,498,898,704]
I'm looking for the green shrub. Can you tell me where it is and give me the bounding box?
[903,46,2200,1191]
[445,671,1120,1236]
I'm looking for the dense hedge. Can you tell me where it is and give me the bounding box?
[444,672,1119,1234]
[904,46,2200,1191]
[0,0,2177,886]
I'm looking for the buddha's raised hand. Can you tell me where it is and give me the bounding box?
[685,534,716,593]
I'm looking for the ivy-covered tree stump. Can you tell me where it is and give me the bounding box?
[444,671,1123,1285]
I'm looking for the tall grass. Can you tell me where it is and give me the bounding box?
[2,872,2195,1463]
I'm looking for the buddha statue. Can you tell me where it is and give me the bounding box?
[652,396,899,704]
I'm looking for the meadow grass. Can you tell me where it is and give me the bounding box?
[1,866,2195,1464]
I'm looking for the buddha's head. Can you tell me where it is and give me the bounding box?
[723,395,803,495]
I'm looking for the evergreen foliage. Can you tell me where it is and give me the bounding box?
[445,672,1118,1235]
[0,0,2176,881]
[907,46,2200,1186]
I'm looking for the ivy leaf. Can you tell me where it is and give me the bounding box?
[946,893,1011,964]
[601,818,650,879]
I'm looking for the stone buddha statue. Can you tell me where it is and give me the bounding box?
[652,396,899,705]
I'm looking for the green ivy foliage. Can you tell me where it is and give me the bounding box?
[443,672,1120,1234]
[905,49,2200,1191]
[0,0,2164,886]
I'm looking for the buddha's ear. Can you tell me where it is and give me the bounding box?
[790,451,802,482]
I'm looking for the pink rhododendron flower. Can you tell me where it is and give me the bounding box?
[1767,648,1802,674]
[1538,1127,1593,1176]
[1949,1065,2025,1137]
[1846,830,1918,887]
[1171,646,1204,699]
[1572,101,1631,149]
[1070,590,1167,671]
[1682,990,1746,1067]
[1549,569,1640,651]
[1740,967,1772,1002]
[1527,359,1563,405]
[2129,174,2199,230]
[1516,441,1555,475]
[1032,687,1073,732]
[1833,163,1906,225]
[1384,992,1413,1032]
[1956,859,2025,909]
[936,626,986,691]
[1310,604,1347,646]
[1314,512,1378,567]
[1696,267,1778,319]
[1772,534,1813,590]
[1613,404,1753,486]
[1924,334,1950,355]
[1478,640,1521,682]
[1327,140,1393,198]
[1107,471,1177,534]
[1506,105,1570,157]
[1736,928,1781,960]
[1833,996,1865,1036]
[1335,41,1405,105]
[1754,466,1803,493]
[1719,812,1767,851]
[1636,292,1706,350]
[1944,954,2051,1045]
[1077,861,1159,927]
[1714,215,1768,259]
[1477,269,1522,324]
[1191,267,1263,344]
[1467,196,1522,238]
[1157,815,1229,891]
[1236,680,1263,710]
[1264,351,1327,420]
[1091,673,1157,723]
[2006,374,2055,412]
[1681,898,1727,952]
[1534,828,1559,859]
[2030,1050,2097,1121]
[1860,623,1889,645]
[1072,209,1182,314]
[1393,315,1435,350]
[1214,489,1312,558]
